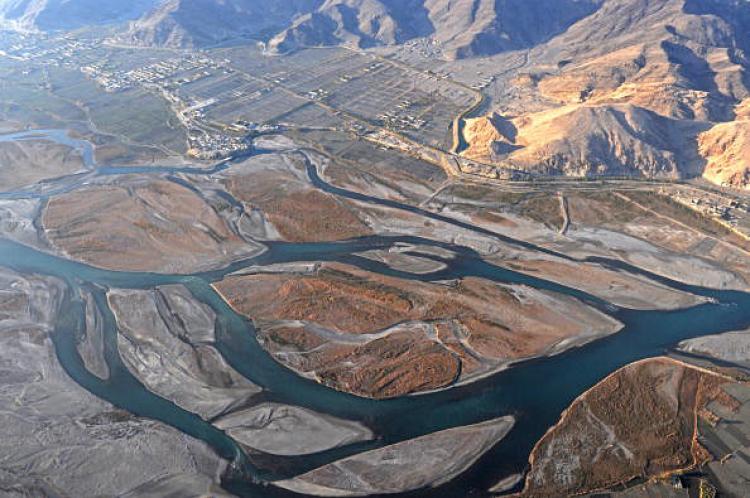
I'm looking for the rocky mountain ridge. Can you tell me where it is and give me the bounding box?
[461,0,750,188]
[0,0,155,31]
[119,0,323,49]
[117,0,604,56]
[5,0,749,189]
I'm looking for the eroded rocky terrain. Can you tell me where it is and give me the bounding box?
[457,0,750,189]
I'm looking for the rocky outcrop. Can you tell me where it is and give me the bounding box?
[699,102,750,189]
[461,114,513,163]
[464,104,690,178]
[504,104,684,178]
[461,0,750,186]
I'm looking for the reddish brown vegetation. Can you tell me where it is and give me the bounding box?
[518,358,738,498]
[214,262,618,398]
[224,163,372,242]
[43,179,251,273]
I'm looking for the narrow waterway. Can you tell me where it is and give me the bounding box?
[2,130,750,497]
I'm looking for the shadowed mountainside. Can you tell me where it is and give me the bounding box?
[0,0,156,31]
[118,0,323,48]
[269,0,602,57]
[118,0,602,55]
[5,0,748,188]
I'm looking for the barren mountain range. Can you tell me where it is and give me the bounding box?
[461,0,750,188]
[118,0,322,49]
[0,0,154,31]
[4,0,748,188]
[116,0,606,55]
[125,0,750,189]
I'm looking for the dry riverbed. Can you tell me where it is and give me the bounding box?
[0,268,230,497]
[276,416,515,496]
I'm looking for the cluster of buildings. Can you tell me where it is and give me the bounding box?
[187,130,250,160]
[231,120,282,133]
[469,73,496,91]
[305,88,329,100]
[400,38,444,59]
[1,34,97,67]
[81,54,258,160]
[668,186,750,236]
[81,54,226,93]
[456,156,527,181]
[378,99,427,131]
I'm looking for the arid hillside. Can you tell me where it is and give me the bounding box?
[462,0,750,188]
[117,0,601,53]
[269,0,600,57]
[8,0,750,186]
[112,0,750,189]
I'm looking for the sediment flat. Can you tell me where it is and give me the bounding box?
[679,328,750,369]
[219,153,373,242]
[215,403,373,456]
[0,268,228,497]
[276,416,515,496]
[0,138,86,191]
[109,286,261,420]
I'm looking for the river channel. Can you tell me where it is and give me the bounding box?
[2,130,750,497]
